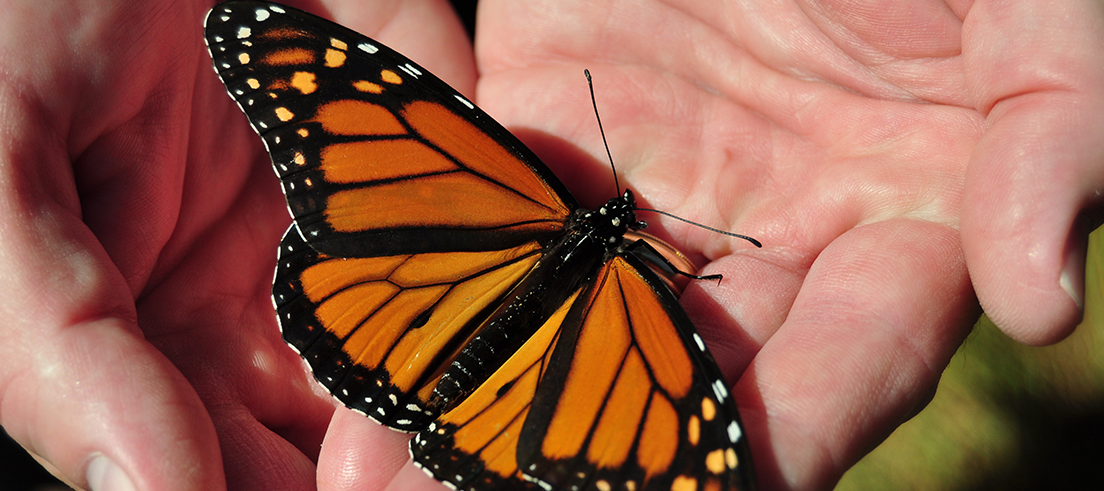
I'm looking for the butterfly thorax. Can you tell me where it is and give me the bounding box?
[567,189,644,257]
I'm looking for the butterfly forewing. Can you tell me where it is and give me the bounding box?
[204,0,575,259]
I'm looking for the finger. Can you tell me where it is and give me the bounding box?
[386,461,450,491]
[738,220,977,490]
[960,0,1104,344]
[207,405,318,491]
[0,208,224,490]
[317,409,416,491]
[682,240,802,378]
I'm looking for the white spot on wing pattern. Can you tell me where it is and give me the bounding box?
[454,94,474,110]
[399,63,422,79]
[712,379,728,402]
[727,421,742,443]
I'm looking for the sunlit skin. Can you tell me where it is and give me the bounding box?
[0,1,1101,490]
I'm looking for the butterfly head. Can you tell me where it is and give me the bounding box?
[580,189,645,252]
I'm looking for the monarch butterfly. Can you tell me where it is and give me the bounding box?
[204,2,759,490]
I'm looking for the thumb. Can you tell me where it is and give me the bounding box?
[0,204,225,490]
[960,0,1104,344]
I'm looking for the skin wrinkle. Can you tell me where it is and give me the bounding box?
[1,98,81,222]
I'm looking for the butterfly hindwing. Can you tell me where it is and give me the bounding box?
[204,1,575,259]
[518,252,754,491]
[274,222,552,430]
[411,252,755,491]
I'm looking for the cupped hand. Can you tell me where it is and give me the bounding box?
[0,0,469,490]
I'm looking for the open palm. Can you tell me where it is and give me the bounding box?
[467,1,1102,488]
[0,1,1099,491]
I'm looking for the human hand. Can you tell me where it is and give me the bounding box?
[6,0,1100,490]
[466,0,1102,490]
[0,0,470,490]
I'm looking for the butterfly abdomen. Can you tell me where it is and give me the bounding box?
[430,226,612,413]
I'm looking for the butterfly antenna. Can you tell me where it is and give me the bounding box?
[585,69,621,195]
[585,71,761,250]
[636,208,763,248]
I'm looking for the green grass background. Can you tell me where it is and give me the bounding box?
[836,228,1104,490]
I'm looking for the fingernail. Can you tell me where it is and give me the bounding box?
[87,454,136,491]
[1060,229,1087,311]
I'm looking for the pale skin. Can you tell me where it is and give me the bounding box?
[0,0,1100,490]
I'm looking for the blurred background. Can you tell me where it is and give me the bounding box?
[3,1,1102,490]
